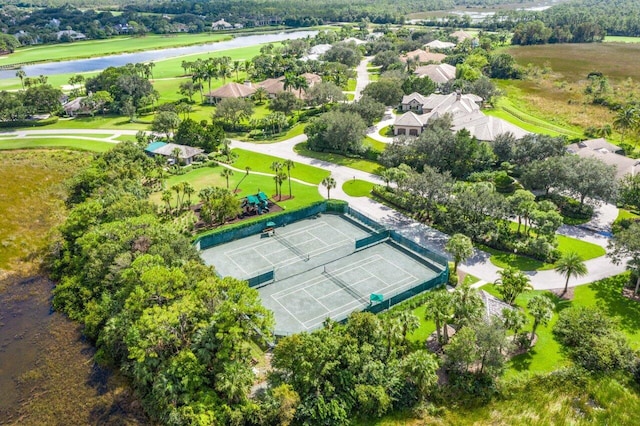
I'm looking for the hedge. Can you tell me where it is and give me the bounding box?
[0,116,58,128]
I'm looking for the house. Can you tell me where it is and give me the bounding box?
[62,97,89,117]
[567,139,639,179]
[394,91,528,141]
[424,40,456,50]
[211,19,233,31]
[343,37,367,45]
[56,30,87,41]
[479,291,515,322]
[145,142,204,165]
[451,30,474,43]
[414,64,457,84]
[400,49,446,64]
[204,82,256,104]
[301,44,332,61]
[256,73,322,99]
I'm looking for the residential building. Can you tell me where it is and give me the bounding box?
[204,82,256,104]
[414,64,457,84]
[145,142,204,165]
[567,139,639,179]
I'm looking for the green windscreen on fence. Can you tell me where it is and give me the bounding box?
[355,230,390,250]
[247,270,275,288]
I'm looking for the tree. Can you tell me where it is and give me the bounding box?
[451,282,484,328]
[178,80,198,103]
[619,174,640,211]
[555,251,588,295]
[527,294,554,343]
[321,176,337,199]
[613,105,638,143]
[608,223,640,295]
[400,351,439,402]
[152,111,180,139]
[508,190,537,235]
[16,70,26,90]
[284,159,295,199]
[305,110,367,155]
[501,307,527,336]
[269,91,300,116]
[253,87,269,105]
[361,78,404,106]
[220,168,234,189]
[215,361,253,405]
[22,84,63,114]
[562,155,618,206]
[305,81,346,109]
[233,167,251,194]
[213,97,253,130]
[444,326,477,373]
[122,98,137,122]
[445,233,474,274]
[338,95,385,126]
[424,289,453,344]
[276,170,288,201]
[494,267,533,305]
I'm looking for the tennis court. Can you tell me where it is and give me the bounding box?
[200,212,447,335]
[200,214,371,280]
[260,241,441,335]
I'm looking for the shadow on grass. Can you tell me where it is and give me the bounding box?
[591,274,640,333]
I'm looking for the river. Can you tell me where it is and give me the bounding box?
[0,30,317,80]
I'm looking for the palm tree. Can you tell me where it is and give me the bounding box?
[215,361,253,405]
[284,159,295,198]
[204,60,219,104]
[15,70,26,90]
[321,176,337,199]
[293,75,309,99]
[555,251,588,295]
[276,170,287,201]
[161,190,172,213]
[232,60,243,82]
[233,167,250,194]
[181,182,194,209]
[613,106,638,143]
[171,184,182,212]
[171,147,182,166]
[252,87,269,105]
[283,72,297,92]
[221,139,232,162]
[424,290,453,344]
[270,161,283,197]
[527,295,554,343]
[397,310,420,348]
[219,61,231,84]
[383,316,404,360]
[220,168,234,189]
[147,61,156,80]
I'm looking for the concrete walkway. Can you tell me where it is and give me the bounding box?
[353,56,372,101]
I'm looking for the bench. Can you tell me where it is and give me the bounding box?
[262,227,275,237]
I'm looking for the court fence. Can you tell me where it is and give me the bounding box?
[354,230,389,250]
[247,270,275,288]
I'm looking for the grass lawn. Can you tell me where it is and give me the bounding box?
[604,35,640,43]
[346,79,357,91]
[378,126,392,137]
[231,148,330,184]
[485,222,606,271]
[46,115,149,130]
[294,142,382,174]
[0,137,115,152]
[155,163,323,209]
[363,136,386,152]
[616,208,640,223]
[342,179,374,197]
[0,33,232,66]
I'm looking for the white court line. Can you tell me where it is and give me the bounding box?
[226,246,272,276]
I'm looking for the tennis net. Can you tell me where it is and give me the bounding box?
[323,266,369,305]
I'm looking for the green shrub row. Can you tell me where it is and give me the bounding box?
[0,116,58,128]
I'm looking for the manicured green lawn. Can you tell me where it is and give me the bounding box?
[616,208,640,222]
[1,33,231,66]
[486,223,606,271]
[346,79,357,91]
[604,35,640,43]
[0,137,114,152]
[294,142,383,174]
[156,164,323,209]
[46,116,149,130]
[231,148,330,184]
[378,126,392,137]
[342,179,374,197]
[363,136,386,152]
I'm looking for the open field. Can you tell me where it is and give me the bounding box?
[0,33,232,66]
[492,79,614,138]
[604,35,640,43]
[342,179,375,197]
[0,150,90,274]
[0,137,115,152]
[506,43,640,83]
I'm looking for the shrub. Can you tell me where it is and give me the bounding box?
[0,116,58,128]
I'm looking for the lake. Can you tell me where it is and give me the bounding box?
[0,30,317,80]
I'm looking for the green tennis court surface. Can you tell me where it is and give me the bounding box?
[200,213,444,335]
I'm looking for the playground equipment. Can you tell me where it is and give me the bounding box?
[241,191,270,215]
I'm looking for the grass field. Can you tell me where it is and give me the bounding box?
[604,36,640,43]
[155,163,323,209]
[342,179,375,197]
[485,231,605,272]
[231,148,330,184]
[293,142,382,174]
[506,43,640,83]
[0,150,90,274]
[0,33,232,66]
[0,137,115,152]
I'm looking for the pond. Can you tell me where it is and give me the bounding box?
[0,30,317,80]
